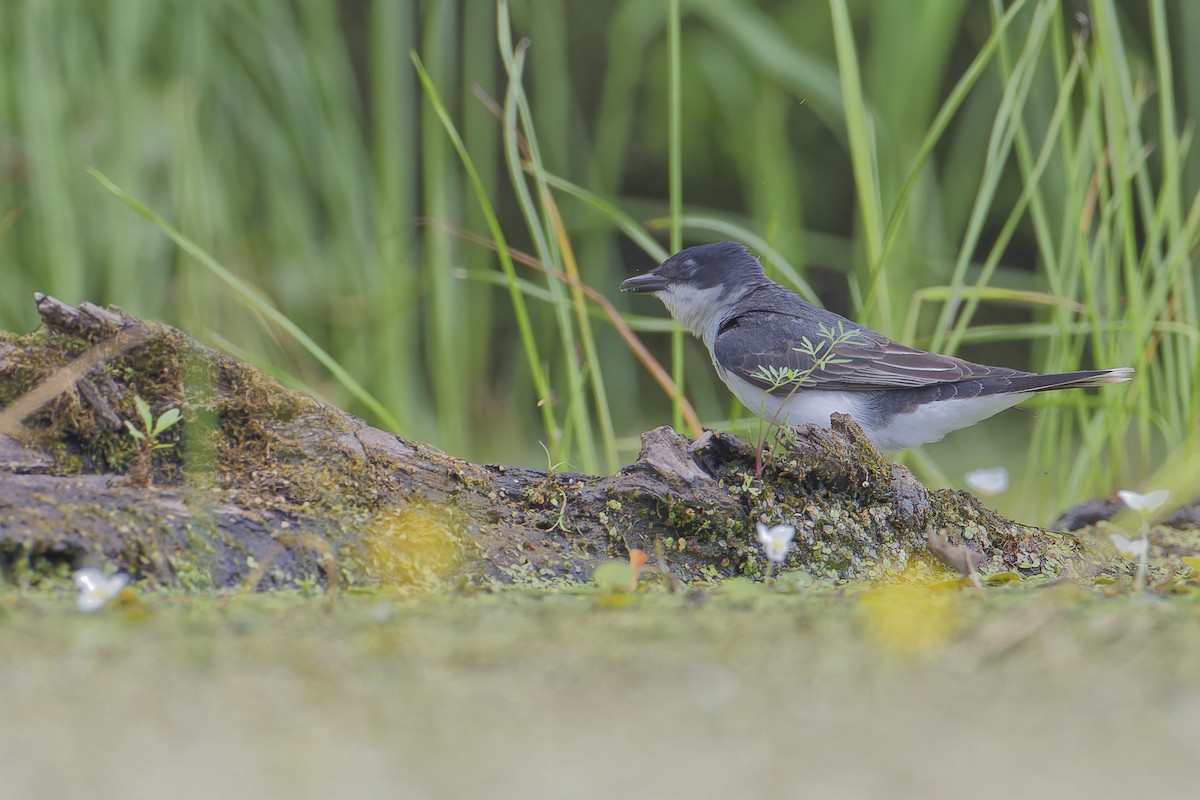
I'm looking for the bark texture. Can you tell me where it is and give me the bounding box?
[0,296,1080,589]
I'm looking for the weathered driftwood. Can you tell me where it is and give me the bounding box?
[0,295,1087,590]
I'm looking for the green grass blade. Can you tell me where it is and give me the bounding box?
[411,52,560,456]
[87,167,405,435]
[667,0,685,433]
[829,0,887,330]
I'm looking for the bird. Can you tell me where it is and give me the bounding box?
[619,241,1133,452]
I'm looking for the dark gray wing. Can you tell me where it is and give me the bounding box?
[712,310,1029,394]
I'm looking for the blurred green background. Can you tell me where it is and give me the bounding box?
[1,0,1197,523]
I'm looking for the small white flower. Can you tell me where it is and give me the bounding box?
[1109,533,1149,560]
[964,467,1009,497]
[72,568,129,613]
[756,522,796,564]
[1117,489,1169,513]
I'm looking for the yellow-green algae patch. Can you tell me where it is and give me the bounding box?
[363,502,475,589]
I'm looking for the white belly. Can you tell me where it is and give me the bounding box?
[716,368,1029,452]
[865,391,1031,451]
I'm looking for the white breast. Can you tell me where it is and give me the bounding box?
[657,283,750,348]
[716,367,870,431]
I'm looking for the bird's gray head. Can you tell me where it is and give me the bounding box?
[619,242,768,343]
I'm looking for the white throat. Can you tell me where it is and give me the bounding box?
[657,283,746,348]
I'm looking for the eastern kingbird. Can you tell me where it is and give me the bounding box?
[620,241,1134,452]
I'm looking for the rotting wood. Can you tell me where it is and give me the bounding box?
[0,295,1100,589]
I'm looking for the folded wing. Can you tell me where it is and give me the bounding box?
[712,311,1028,394]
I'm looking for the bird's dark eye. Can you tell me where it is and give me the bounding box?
[680,257,698,274]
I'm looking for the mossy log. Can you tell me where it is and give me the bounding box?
[1,295,1089,590]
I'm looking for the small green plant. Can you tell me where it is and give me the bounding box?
[751,322,862,391]
[750,322,864,475]
[124,395,181,486]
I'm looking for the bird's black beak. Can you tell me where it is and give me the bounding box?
[620,270,669,293]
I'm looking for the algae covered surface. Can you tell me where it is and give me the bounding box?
[4,582,1200,799]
